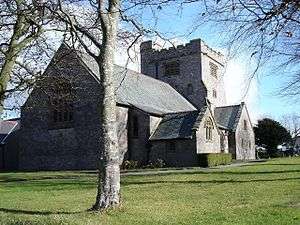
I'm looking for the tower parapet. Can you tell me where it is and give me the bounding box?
[140,39,224,65]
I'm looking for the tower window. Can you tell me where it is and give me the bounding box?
[165,61,180,76]
[205,117,213,141]
[213,89,217,98]
[209,62,218,78]
[187,84,193,95]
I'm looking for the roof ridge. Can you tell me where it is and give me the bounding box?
[76,50,173,88]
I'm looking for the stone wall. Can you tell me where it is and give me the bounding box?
[0,131,20,170]
[140,39,207,109]
[149,137,198,167]
[234,104,256,160]
[126,108,162,165]
[195,108,222,154]
[200,51,226,108]
[18,46,129,170]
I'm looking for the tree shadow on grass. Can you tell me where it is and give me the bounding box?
[121,177,300,186]
[0,175,94,183]
[123,169,300,178]
[0,207,85,216]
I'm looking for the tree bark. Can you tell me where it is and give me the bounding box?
[0,2,43,114]
[92,0,121,210]
[0,49,18,113]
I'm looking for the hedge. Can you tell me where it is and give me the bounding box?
[198,153,232,167]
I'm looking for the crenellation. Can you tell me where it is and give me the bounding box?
[141,38,226,64]
[141,39,203,62]
[200,41,225,65]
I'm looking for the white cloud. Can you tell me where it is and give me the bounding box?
[223,57,261,123]
[114,37,187,72]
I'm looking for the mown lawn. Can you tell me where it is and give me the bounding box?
[0,158,299,225]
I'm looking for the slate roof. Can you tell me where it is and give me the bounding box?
[77,50,196,115]
[214,104,243,131]
[150,107,207,140]
[0,119,20,144]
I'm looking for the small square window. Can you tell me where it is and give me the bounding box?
[213,89,217,98]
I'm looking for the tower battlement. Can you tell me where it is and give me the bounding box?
[141,39,225,65]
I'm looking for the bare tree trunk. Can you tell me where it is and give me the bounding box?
[92,0,121,210]
[0,50,18,113]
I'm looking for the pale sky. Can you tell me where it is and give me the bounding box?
[3,1,300,122]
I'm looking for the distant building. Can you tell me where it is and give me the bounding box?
[0,119,20,170]
[1,39,255,171]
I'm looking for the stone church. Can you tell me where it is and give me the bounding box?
[0,39,255,171]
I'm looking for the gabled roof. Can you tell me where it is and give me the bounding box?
[0,119,20,144]
[73,47,196,116]
[150,107,207,140]
[214,104,243,131]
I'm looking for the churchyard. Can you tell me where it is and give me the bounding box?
[0,157,299,225]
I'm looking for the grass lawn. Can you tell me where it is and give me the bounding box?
[0,158,299,225]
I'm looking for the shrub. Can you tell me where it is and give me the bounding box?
[145,158,166,169]
[121,160,139,170]
[198,153,232,167]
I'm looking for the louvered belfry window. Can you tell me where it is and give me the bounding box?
[209,62,218,78]
[164,61,180,76]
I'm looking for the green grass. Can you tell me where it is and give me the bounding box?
[0,158,299,225]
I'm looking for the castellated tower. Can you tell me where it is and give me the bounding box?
[140,39,227,109]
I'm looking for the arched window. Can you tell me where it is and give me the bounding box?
[243,120,248,130]
[49,78,73,128]
[205,117,214,141]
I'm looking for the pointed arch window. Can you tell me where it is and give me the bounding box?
[49,78,74,128]
[205,117,214,141]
